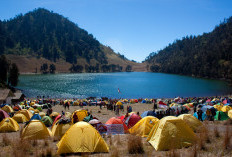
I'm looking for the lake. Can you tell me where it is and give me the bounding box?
[17,72,232,99]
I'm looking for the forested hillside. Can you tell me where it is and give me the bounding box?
[0,8,143,73]
[146,17,232,82]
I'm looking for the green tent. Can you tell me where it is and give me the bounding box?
[36,106,42,112]
[214,111,229,121]
[41,116,53,127]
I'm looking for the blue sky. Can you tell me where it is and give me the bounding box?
[0,0,232,62]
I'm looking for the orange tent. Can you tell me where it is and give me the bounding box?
[105,117,128,133]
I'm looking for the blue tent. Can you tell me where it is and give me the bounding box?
[193,112,207,121]
[30,114,41,121]
[141,110,156,118]
[142,100,146,103]
[201,105,214,112]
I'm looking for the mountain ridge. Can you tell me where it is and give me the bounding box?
[0,8,145,73]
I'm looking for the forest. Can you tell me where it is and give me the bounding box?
[145,17,232,82]
[0,8,108,65]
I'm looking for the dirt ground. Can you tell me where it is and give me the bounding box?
[0,103,232,157]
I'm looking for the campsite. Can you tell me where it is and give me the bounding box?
[0,97,232,156]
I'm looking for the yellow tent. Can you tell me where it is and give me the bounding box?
[1,105,14,113]
[21,120,52,140]
[34,109,40,114]
[129,116,159,137]
[16,109,33,120]
[147,116,197,151]
[178,114,203,132]
[116,101,123,106]
[228,110,232,119]
[0,118,19,132]
[71,110,88,122]
[50,112,60,118]
[52,121,73,139]
[13,113,29,123]
[73,101,79,106]
[39,112,46,118]
[221,106,232,113]
[213,105,222,111]
[57,122,109,154]
[30,102,35,106]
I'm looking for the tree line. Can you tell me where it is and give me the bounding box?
[145,17,232,83]
[69,64,132,73]
[0,55,19,87]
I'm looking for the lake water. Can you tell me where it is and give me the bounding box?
[17,72,232,99]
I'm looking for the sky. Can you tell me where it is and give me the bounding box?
[0,0,232,62]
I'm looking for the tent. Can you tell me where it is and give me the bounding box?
[142,100,146,103]
[193,112,207,121]
[124,113,141,129]
[41,116,53,127]
[21,120,52,140]
[12,113,28,123]
[0,109,9,121]
[30,113,41,121]
[105,117,128,133]
[201,105,215,113]
[228,110,232,119]
[49,112,60,119]
[129,116,159,137]
[57,122,109,154]
[147,116,196,151]
[221,106,232,113]
[214,111,229,121]
[178,114,203,132]
[65,112,72,118]
[16,109,33,120]
[13,105,21,111]
[1,105,14,113]
[0,118,19,132]
[39,112,46,118]
[71,110,88,123]
[52,115,62,127]
[141,110,157,118]
[116,101,123,106]
[213,105,222,111]
[52,119,72,139]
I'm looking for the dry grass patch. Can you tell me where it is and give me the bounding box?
[127,135,144,154]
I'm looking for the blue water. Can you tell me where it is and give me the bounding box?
[16,72,232,98]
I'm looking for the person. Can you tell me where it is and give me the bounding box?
[73,113,78,123]
[128,106,132,113]
[176,108,180,116]
[206,109,211,120]
[197,109,203,121]
[116,106,119,115]
[100,102,102,110]
[153,102,157,110]
[62,110,65,116]
[137,112,140,116]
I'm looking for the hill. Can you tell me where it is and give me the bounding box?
[145,17,232,82]
[0,8,144,73]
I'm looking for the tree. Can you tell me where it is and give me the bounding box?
[126,65,132,72]
[49,64,56,74]
[8,63,19,86]
[40,63,48,73]
[0,55,10,83]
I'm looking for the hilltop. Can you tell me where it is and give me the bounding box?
[0,8,145,73]
[145,17,232,82]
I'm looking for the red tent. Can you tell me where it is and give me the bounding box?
[52,114,62,127]
[123,113,141,129]
[0,109,9,121]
